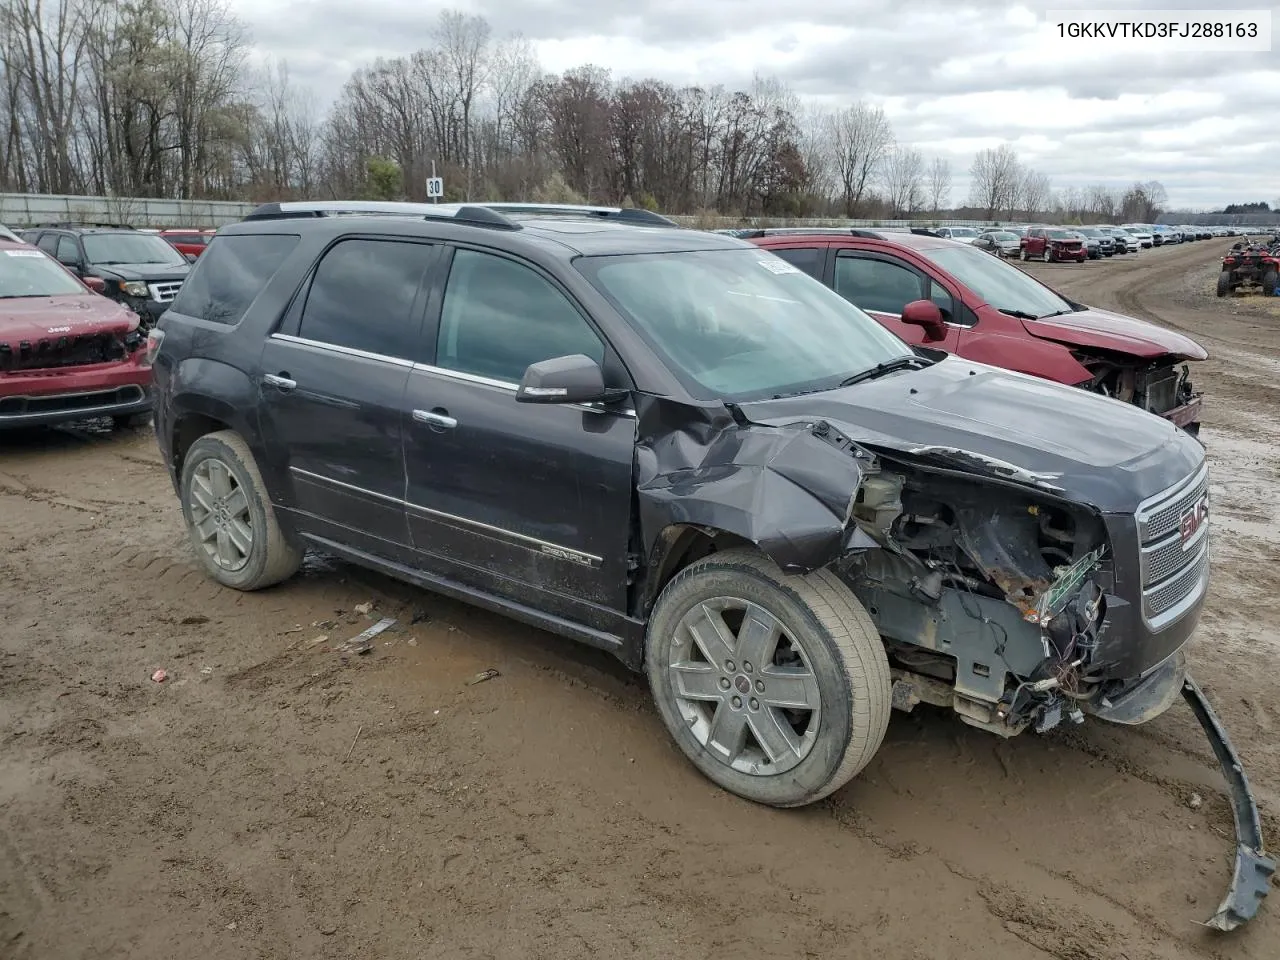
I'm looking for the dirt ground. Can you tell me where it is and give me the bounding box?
[2,239,1278,960]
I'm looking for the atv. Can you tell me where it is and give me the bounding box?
[1218,239,1279,297]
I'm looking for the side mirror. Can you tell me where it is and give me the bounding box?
[82,276,107,294]
[517,354,621,405]
[901,299,947,343]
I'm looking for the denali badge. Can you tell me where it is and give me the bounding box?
[1180,494,1209,550]
[47,325,71,333]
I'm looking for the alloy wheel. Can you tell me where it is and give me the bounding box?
[189,457,253,571]
[666,597,822,776]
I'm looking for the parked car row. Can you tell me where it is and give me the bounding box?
[5,200,1267,931]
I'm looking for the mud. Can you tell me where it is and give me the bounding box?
[2,240,1277,959]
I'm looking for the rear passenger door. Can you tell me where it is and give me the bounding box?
[257,237,440,557]
[831,251,961,350]
[401,246,636,632]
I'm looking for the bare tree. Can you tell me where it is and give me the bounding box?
[881,145,923,216]
[968,144,1020,219]
[821,101,893,217]
[1019,169,1051,219]
[926,156,951,213]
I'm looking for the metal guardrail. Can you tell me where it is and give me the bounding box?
[0,193,255,228]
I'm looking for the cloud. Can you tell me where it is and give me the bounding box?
[230,0,1280,209]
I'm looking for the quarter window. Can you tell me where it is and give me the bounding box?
[833,256,924,315]
[170,233,300,325]
[297,239,434,358]
[36,234,58,256]
[436,248,604,383]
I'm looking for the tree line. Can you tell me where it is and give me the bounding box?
[2,0,1170,223]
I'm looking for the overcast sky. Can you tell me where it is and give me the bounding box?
[230,0,1280,210]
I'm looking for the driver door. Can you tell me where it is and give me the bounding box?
[400,246,636,632]
[831,251,961,350]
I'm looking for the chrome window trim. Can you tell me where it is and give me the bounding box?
[409,362,637,418]
[288,466,603,568]
[270,332,415,368]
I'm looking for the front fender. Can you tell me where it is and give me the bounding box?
[633,395,872,579]
[961,332,1093,386]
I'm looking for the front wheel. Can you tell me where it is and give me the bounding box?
[1262,269,1278,297]
[179,430,302,590]
[645,548,891,808]
[1043,248,1052,263]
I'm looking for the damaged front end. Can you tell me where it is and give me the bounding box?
[631,400,1271,930]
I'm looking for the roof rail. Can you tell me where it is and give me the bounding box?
[474,203,679,227]
[713,226,891,239]
[33,220,135,230]
[241,200,520,231]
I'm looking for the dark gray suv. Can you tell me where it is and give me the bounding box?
[148,201,1270,930]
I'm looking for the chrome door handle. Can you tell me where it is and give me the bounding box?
[413,409,457,429]
[263,373,297,390]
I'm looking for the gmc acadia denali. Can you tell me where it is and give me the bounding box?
[149,201,1272,930]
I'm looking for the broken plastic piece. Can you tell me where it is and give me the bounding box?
[342,617,396,655]
[467,669,500,686]
[151,668,167,683]
[1181,675,1275,931]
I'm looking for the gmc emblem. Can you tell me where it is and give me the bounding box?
[1180,495,1209,550]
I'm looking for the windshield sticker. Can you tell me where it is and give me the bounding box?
[4,249,44,257]
[757,257,800,275]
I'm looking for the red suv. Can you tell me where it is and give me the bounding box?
[0,238,153,430]
[159,229,215,258]
[744,228,1204,432]
[1020,226,1087,263]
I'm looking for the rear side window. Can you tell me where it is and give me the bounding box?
[435,248,604,383]
[37,234,58,256]
[170,233,300,325]
[769,247,824,280]
[297,238,434,358]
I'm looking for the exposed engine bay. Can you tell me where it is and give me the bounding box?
[836,457,1116,737]
[1075,353,1197,419]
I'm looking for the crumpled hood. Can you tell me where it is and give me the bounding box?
[0,294,139,343]
[1022,307,1209,361]
[96,262,190,283]
[738,357,1205,513]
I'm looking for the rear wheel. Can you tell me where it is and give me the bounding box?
[179,430,302,591]
[1019,247,1028,261]
[1217,271,1232,297]
[645,548,891,808]
[1263,269,1278,297]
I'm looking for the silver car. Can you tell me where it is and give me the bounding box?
[974,230,1022,257]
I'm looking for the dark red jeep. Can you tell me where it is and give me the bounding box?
[1021,226,1087,263]
[744,229,1205,433]
[0,238,153,430]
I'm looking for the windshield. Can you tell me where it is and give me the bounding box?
[0,247,87,298]
[988,232,1017,241]
[918,243,1073,319]
[1047,229,1074,240]
[576,248,913,400]
[947,228,979,238]
[1077,228,1102,237]
[82,233,187,266]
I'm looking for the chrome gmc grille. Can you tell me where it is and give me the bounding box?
[148,280,184,303]
[1137,464,1210,628]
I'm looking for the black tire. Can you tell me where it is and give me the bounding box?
[1042,248,1052,263]
[179,430,302,590]
[1263,269,1278,297]
[645,548,891,808]
[1216,271,1232,298]
[1019,247,1027,261]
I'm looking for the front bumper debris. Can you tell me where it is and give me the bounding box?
[1182,675,1275,931]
